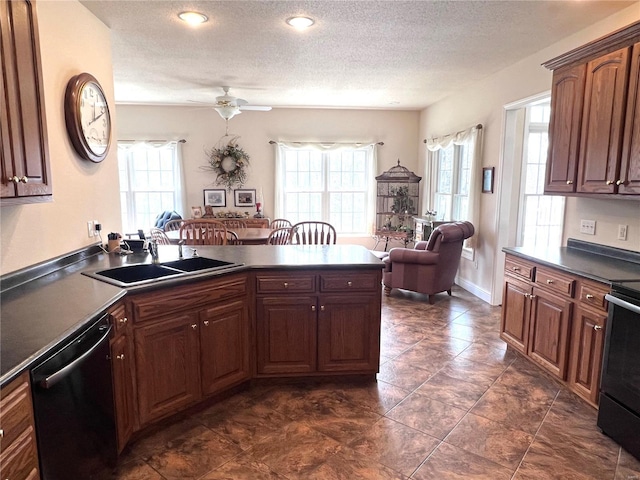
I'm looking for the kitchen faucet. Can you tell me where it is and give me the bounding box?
[148,240,159,263]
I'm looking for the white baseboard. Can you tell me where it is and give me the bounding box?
[455,276,494,305]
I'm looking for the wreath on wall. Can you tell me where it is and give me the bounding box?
[205,136,250,191]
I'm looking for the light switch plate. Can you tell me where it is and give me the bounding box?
[580,219,596,235]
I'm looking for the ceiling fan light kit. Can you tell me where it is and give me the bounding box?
[215,105,241,120]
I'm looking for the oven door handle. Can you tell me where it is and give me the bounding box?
[39,324,113,389]
[606,294,640,315]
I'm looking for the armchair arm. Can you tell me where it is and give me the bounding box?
[388,248,439,265]
[414,241,428,251]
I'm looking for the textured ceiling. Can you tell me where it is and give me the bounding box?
[80,0,638,109]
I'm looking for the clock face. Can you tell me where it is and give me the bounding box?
[80,82,110,156]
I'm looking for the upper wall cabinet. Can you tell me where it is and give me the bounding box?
[543,21,640,197]
[0,0,52,205]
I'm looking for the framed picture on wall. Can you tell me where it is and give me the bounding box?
[234,189,256,207]
[482,167,495,193]
[204,189,226,207]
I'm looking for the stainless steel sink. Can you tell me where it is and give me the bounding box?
[83,257,240,287]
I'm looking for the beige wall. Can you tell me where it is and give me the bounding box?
[0,0,121,275]
[420,4,640,304]
[116,105,420,247]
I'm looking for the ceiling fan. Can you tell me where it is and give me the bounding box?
[212,86,272,120]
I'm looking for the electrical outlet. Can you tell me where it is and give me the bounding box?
[94,220,101,235]
[618,224,628,241]
[87,220,94,238]
[580,219,596,235]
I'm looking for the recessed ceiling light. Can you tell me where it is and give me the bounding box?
[286,16,314,30]
[178,11,208,26]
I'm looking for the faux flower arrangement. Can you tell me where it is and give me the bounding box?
[205,142,250,191]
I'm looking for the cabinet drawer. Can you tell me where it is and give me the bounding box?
[0,376,32,451]
[132,275,247,323]
[108,302,129,335]
[320,272,380,292]
[535,267,575,298]
[0,427,39,480]
[578,280,609,313]
[256,274,316,294]
[505,257,535,281]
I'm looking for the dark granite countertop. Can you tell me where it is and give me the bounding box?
[1,244,383,387]
[502,239,640,284]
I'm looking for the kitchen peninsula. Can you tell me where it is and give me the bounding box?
[0,244,384,477]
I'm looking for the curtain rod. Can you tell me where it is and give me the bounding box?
[119,138,186,143]
[423,123,482,143]
[269,140,384,146]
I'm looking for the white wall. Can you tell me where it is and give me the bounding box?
[420,4,640,305]
[116,105,420,247]
[0,0,121,275]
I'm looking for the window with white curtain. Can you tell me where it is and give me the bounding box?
[118,141,184,234]
[433,144,471,221]
[275,143,376,235]
[517,101,565,248]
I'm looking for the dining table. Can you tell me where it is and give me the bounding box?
[165,228,274,246]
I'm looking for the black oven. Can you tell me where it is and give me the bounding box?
[597,281,640,461]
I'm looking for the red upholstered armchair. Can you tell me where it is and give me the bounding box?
[382,221,475,303]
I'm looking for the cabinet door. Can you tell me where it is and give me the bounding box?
[500,275,532,354]
[111,334,136,453]
[545,63,586,193]
[317,295,380,372]
[620,42,640,195]
[256,296,317,375]
[134,314,200,425]
[528,288,572,379]
[199,299,250,396]
[568,307,606,406]
[577,47,630,193]
[0,0,51,201]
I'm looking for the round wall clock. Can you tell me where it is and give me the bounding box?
[64,72,111,163]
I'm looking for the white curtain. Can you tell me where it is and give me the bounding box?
[117,140,186,217]
[273,141,378,233]
[425,124,483,249]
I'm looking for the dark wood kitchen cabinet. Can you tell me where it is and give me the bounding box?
[543,21,640,197]
[255,270,381,377]
[0,0,52,204]
[501,254,610,407]
[131,274,249,426]
[0,372,40,480]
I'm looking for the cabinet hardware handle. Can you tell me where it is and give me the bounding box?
[0,429,3,438]
[320,305,325,311]
[203,320,209,326]
[283,282,288,288]
[566,180,573,185]
[191,324,197,329]
[616,180,624,186]
[585,294,594,300]
[311,305,316,311]
[512,266,520,271]
[593,325,603,331]
[530,295,536,300]
[119,317,128,324]
[20,176,27,183]
[116,354,125,360]
[347,281,353,287]
[546,279,554,284]
[606,180,614,185]
[10,176,19,184]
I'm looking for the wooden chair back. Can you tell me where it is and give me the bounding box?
[270,218,292,229]
[219,219,248,230]
[226,231,241,245]
[290,221,337,245]
[267,227,292,245]
[163,219,184,232]
[179,219,228,245]
[149,227,172,245]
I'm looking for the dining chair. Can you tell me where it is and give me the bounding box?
[163,219,184,232]
[219,219,248,230]
[290,221,337,245]
[267,227,292,245]
[226,231,241,245]
[179,219,228,245]
[149,227,172,245]
[270,218,292,230]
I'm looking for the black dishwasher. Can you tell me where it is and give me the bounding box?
[31,314,117,479]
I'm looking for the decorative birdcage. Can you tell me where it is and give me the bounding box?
[375,160,421,232]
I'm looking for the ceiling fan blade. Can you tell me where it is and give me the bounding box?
[239,105,272,111]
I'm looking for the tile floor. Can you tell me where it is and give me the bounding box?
[105,286,640,479]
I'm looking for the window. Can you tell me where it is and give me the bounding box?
[277,145,375,235]
[433,143,470,221]
[118,141,184,234]
[517,101,565,249]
